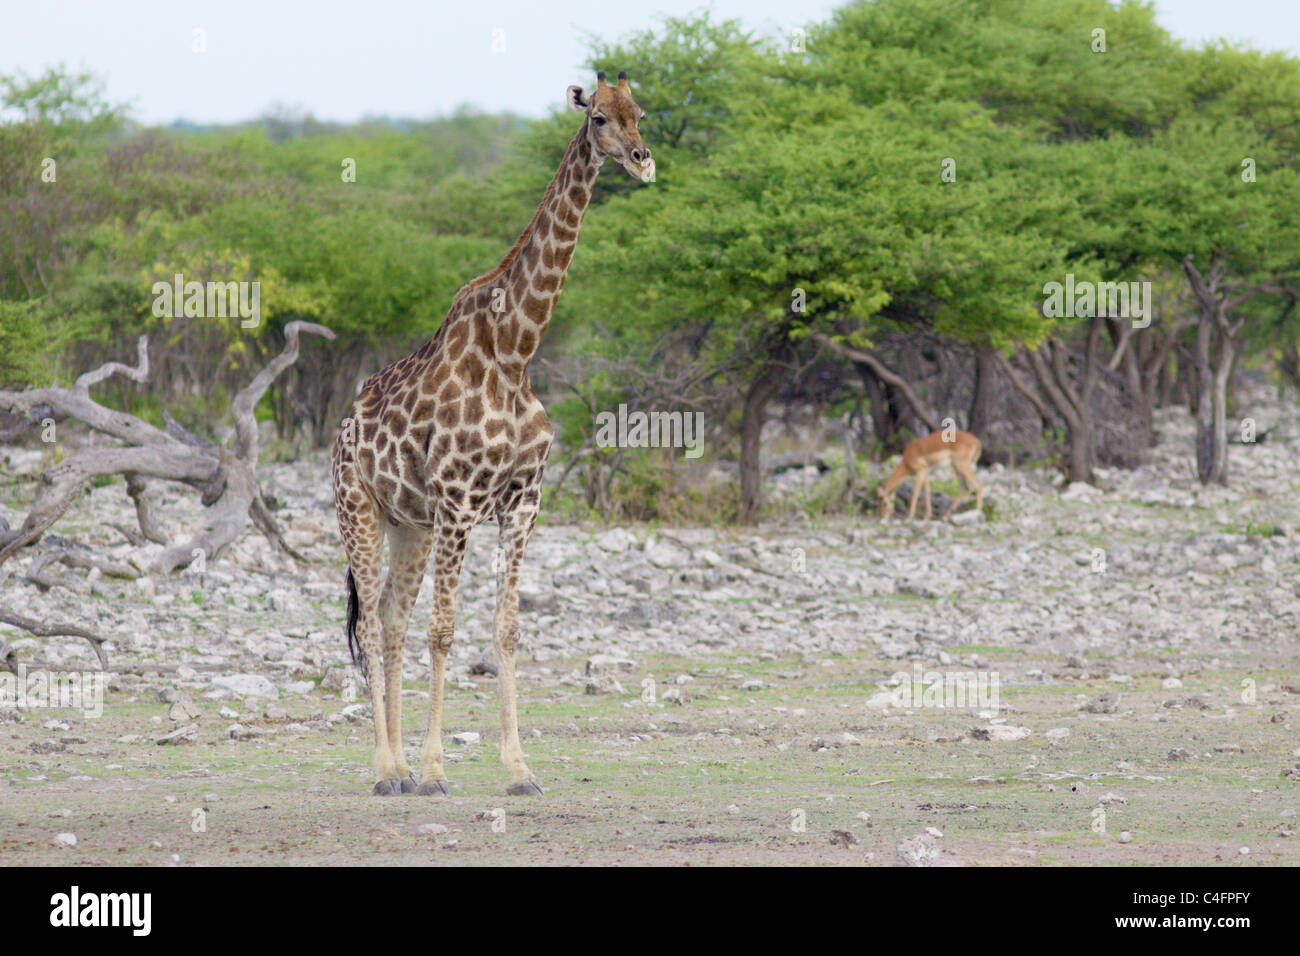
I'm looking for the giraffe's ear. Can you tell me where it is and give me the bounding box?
[566,85,589,112]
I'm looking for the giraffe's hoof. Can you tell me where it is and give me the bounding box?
[417,778,450,797]
[372,778,404,796]
[506,779,543,797]
[400,773,419,794]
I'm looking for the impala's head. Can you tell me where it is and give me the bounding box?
[876,483,894,521]
[567,71,655,183]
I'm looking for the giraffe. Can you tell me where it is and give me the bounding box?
[331,71,654,797]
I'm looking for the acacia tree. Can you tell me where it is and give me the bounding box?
[1059,115,1300,484]
[552,0,1300,511]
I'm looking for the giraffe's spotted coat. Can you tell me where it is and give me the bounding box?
[329,73,653,796]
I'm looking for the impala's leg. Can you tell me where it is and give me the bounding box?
[417,521,468,796]
[495,502,542,796]
[923,472,934,520]
[907,473,924,520]
[334,474,399,795]
[941,481,967,518]
[378,523,433,792]
[954,455,984,514]
[942,463,970,519]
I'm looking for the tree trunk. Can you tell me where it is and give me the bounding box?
[738,348,792,524]
[1281,343,1300,397]
[1183,255,1240,486]
[858,363,905,454]
[1194,315,1233,485]
[1024,320,1102,484]
[967,342,998,439]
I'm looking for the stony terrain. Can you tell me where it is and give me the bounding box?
[0,390,1297,865]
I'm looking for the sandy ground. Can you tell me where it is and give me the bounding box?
[1,396,1298,865]
[2,646,1297,865]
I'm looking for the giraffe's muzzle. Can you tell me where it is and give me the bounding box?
[626,154,656,183]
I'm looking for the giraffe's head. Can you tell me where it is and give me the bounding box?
[567,71,655,183]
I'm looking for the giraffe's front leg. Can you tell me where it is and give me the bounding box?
[417,626,453,796]
[417,531,467,796]
[496,511,542,796]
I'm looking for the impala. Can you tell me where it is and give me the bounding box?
[878,430,985,520]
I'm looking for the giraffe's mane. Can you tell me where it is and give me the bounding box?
[450,120,588,307]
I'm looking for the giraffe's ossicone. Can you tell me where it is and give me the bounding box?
[330,72,654,796]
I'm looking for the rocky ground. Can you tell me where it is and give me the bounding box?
[0,388,1297,865]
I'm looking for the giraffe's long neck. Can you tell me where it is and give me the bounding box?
[491,120,603,382]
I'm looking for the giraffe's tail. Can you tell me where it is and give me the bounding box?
[344,566,365,676]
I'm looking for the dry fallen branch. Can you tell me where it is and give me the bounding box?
[0,321,334,575]
[0,609,108,671]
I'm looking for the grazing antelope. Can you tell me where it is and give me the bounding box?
[877,430,984,520]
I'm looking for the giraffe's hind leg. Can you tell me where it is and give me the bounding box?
[378,522,433,793]
[333,471,402,795]
[495,498,543,796]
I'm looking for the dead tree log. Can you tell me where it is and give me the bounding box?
[0,610,108,671]
[0,321,334,575]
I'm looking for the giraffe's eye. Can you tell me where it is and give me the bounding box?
[593,115,606,127]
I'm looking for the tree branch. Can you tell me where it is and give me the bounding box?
[0,610,108,671]
[809,332,939,432]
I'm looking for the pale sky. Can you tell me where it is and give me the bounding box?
[2,0,1297,125]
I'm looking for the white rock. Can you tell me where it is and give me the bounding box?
[644,540,689,569]
[210,674,277,698]
[896,834,940,866]
[586,655,636,676]
[866,690,900,709]
[1061,482,1103,501]
[980,725,1030,742]
[596,528,636,553]
[451,731,481,746]
[53,833,77,847]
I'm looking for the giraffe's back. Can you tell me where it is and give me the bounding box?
[332,315,554,531]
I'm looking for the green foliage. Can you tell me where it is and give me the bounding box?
[3,1,1300,518]
[0,66,529,435]
[556,0,1300,431]
[0,299,47,385]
